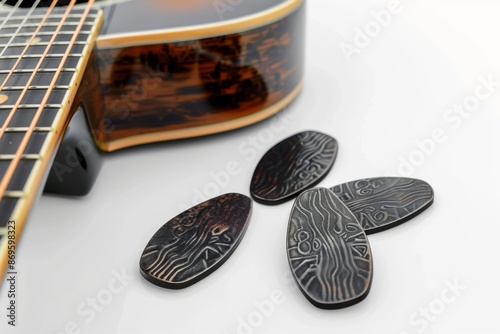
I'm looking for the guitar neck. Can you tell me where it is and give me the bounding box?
[0,3,103,277]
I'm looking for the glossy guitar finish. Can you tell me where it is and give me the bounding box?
[0,0,306,278]
[92,0,305,151]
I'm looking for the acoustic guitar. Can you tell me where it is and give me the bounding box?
[0,0,305,278]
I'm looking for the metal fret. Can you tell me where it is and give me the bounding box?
[0,154,43,161]
[0,33,91,44]
[0,24,95,34]
[1,85,71,90]
[0,68,77,74]
[3,191,25,199]
[3,13,99,20]
[0,53,84,59]
[1,21,81,27]
[0,41,88,47]
[1,22,94,30]
[4,127,53,133]
[0,31,92,37]
[0,104,63,109]
[1,18,98,28]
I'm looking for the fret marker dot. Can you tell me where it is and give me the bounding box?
[0,94,8,105]
[29,37,41,45]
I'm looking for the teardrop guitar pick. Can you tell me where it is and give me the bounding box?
[287,188,373,309]
[331,177,434,234]
[251,131,338,205]
[140,193,252,289]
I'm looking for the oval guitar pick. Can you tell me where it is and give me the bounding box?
[287,188,373,309]
[331,177,434,234]
[251,131,338,205]
[140,193,252,289]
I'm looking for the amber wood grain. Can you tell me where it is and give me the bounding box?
[91,4,305,151]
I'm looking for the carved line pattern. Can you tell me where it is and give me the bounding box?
[287,188,372,305]
[140,194,250,284]
[331,178,433,231]
[251,132,337,201]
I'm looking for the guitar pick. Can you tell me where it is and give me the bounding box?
[251,131,338,205]
[140,193,252,289]
[287,188,373,309]
[331,177,434,234]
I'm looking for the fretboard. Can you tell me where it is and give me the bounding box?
[0,3,103,277]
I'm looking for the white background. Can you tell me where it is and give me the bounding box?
[2,0,499,333]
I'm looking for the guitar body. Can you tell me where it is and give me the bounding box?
[0,0,305,277]
[86,0,305,151]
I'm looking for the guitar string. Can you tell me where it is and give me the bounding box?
[0,0,23,33]
[0,0,21,56]
[0,0,91,199]
[0,0,56,93]
[0,0,95,199]
[0,0,43,58]
[0,0,57,157]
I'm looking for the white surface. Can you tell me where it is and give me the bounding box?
[2,1,500,333]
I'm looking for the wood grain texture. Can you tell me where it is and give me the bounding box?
[140,193,252,289]
[251,131,338,205]
[287,188,373,309]
[92,4,305,151]
[331,177,434,234]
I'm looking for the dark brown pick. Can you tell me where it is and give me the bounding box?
[251,131,338,205]
[331,177,434,234]
[287,187,373,309]
[140,193,252,289]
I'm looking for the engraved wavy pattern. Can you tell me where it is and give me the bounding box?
[251,131,338,203]
[287,188,372,307]
[140,194,251,288]
[331,177,434,234]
